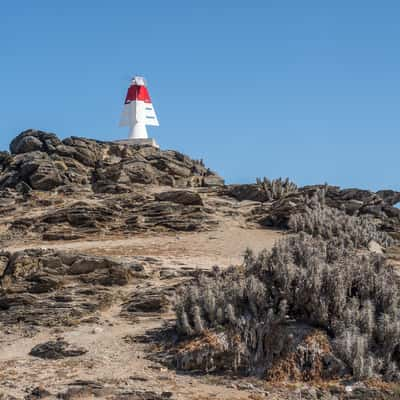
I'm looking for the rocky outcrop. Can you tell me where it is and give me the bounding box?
[154,190,203,206]
[6,194,217,242]
[122,287,170,315]
[0,249,140,326]
[0,130,223,242]
[2,130,400,242]
[227,184,273,203]
[1,130,223,193]
[228,183,400,235]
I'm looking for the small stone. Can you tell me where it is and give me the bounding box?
[29,339,87,359]
[368,240,383,254]
[26,385,51,399]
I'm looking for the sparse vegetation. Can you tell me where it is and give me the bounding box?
[255,177,298,201]
[288,203,395,249]
[175,233,400,381]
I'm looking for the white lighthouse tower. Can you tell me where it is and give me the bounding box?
[118,76,159,147]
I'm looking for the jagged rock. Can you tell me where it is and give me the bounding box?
[0,249,136,326]
[155,190,203,206]
[256,195,303,228]
[1,130,223,194]
[227,184,271,202]
[0,255,8,275]
[202,175,225,187]
[42,202,115,228]
[68,256,111,275]
[383,205,400,219]
[342,199,364,214]
[122,161,159,184]
[42,231,84,241]
[0,171,20,188]
[29,339,87,359]
[10,135,43,154]
[377,190,400,206]
[27,275,64,294]
[61,136,102,167]
[4,130,223,192]
[29,161,63,190]
[10,130,61,155]
[0,131,223,240]
[0,151,13,167]
[122,288,169,314]
[25,385,52,399]
[55,380,112,400]
[6,194,216,241]
[15,181,32,195]
[125,201,216,232]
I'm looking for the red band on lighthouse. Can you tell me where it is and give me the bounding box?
[124,84,151,104]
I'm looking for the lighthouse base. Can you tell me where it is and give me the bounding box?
[114,138,159,149]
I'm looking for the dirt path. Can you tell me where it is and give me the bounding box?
[4,223,283,268]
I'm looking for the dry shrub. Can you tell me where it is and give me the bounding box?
[175,233,400,381]
[288,203,395,249]
[255,177,298,201]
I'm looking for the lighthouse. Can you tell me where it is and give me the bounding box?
[118,76,159,147]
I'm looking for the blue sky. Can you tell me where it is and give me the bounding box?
[1,1,399,189]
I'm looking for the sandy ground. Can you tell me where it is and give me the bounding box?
[4,222,283,269]
[0,222,286,399]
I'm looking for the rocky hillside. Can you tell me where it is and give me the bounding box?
[0,130,399,247]
[1,130,400,399]
[227,180,400,237]
[0,130,226,244]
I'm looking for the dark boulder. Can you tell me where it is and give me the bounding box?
[123,161,157,184]
[29,161,63,190]
[29,339,87,359]
[68,256,113,275]
[122,288,169,314]
[10,129,61,154]
[377,190,400,206]
[227,184,270,202]
[10,135,43,154]
[25,386,52,399]
[155,190,204,206]
[202,175,225,187]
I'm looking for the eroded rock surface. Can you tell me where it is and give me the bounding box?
[0,130,224,243]
[2,130,223,193]
[0,249,136,327]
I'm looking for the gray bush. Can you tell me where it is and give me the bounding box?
[255,177,298,201]
[175,233,400,380]
[288,203,395,249]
